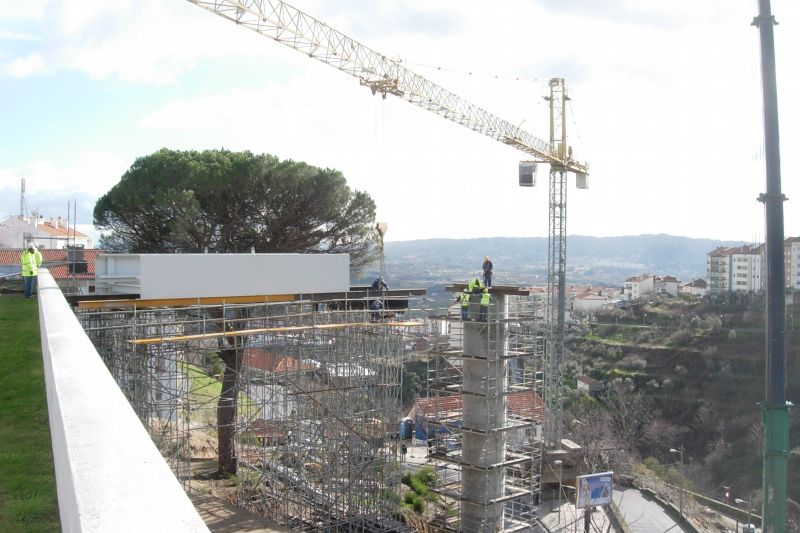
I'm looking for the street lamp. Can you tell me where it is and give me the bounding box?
[553,459,563,522]
[669,446,684,518]
[735,498,752,533]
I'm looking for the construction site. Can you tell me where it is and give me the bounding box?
[74,278,545,532]
[68,0,585,530]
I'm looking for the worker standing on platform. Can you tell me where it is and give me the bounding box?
[479,288,491,322]
[459,288,470,320]
[371,276,388,293]
[482,256,493,288]
[20,243,43,298]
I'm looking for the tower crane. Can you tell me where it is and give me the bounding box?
[187,0,588,448]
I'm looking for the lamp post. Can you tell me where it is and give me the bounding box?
[554,459,563,523]
[669,446,684,518]
[735,498,752,533]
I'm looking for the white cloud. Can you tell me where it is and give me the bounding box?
[0,30,41,41]
[0,152,129,199]
[3,53,46,78]
[3,0,800,242]
[0,2,46,19]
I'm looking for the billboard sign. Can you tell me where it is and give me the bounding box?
[576,471,613,508]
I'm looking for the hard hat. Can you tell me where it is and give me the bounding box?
[483,288,489,292]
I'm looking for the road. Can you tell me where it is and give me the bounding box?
[613,487,690,533]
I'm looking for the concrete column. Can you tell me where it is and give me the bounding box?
[460,295,509,532]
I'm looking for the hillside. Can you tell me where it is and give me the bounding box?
[377,234,746,291]
[562,294,800,509]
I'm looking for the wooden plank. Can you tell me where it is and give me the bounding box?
[130,320,424,345]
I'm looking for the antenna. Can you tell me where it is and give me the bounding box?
[20,178,26,217]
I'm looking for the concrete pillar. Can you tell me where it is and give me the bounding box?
[460,295,509,532]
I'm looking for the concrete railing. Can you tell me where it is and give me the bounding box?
[37,270,209,532]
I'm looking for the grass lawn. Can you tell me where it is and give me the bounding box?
[0,294,60,532]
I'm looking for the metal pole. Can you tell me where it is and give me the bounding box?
[555,459,563,525]
[670,447,684,518]
[752,1,791,531]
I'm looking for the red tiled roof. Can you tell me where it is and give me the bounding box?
[727,245,761,255]
[242,348,315,373]
[414,396,462,416]
[507,390,545,421]
[625,274,652,283]
[414,391,544,422]
[576,291,604,300]
[0,248,100,280]
[660,276,679,283]
[35,220,88,238]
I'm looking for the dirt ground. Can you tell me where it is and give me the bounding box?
[187,453,293,533]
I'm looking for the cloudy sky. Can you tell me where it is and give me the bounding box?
[1,0,798,244]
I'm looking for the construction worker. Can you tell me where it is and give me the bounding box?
[369,298,384,322]
[479,288,491,322]
[20,243,43,298]
[467,277,483,294]
[459,288,470,320]
[371,276,388,292]
[482,256,493,288]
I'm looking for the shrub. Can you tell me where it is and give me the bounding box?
[667,329,691,346]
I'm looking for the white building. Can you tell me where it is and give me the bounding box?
[572,290,609,316]
[707,247,731,295]
[0,215,91,249]
[707,245,763,295]
[623,275,655,301]
[680,279,709,297]
[784,237,800,291]
[656,276,680,297]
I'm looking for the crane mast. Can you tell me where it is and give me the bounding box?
[187,0,588,450]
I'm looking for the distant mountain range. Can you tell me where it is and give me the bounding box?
[374,234,746,292]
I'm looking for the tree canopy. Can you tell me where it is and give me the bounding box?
[94,148,377,267]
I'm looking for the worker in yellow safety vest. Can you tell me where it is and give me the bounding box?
[459,289,470,320]
[20,244,43,298]
[467,277,483,294]
[479,288,491,322]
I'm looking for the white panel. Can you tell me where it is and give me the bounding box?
[138,254,350,299]
[96,254,142,276]
[37,271,210,532]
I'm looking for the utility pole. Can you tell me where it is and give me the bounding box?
[670,446,685,518]
[752,1,790,531]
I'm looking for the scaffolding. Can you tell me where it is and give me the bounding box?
[78,290,425,532]
[422,286,545,532]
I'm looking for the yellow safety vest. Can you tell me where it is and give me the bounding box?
[460,292,470,307]
[20,250,42,277]
[480,292,491,306]
[468,278,483,293]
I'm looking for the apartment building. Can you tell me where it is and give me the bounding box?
[705,239,800,295]
[785,237,800,290]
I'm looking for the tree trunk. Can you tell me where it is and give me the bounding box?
[217,347,239,476]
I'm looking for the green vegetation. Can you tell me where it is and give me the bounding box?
[180,362,250,426]
[0,296,60,532]
[94,148,377,268]
[564,293,800,508]
[401,466,438,514]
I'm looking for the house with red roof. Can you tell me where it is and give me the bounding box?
[0,247,101,295]
[680,278,708,297]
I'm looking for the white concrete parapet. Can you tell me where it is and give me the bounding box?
[37,269,209,532]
